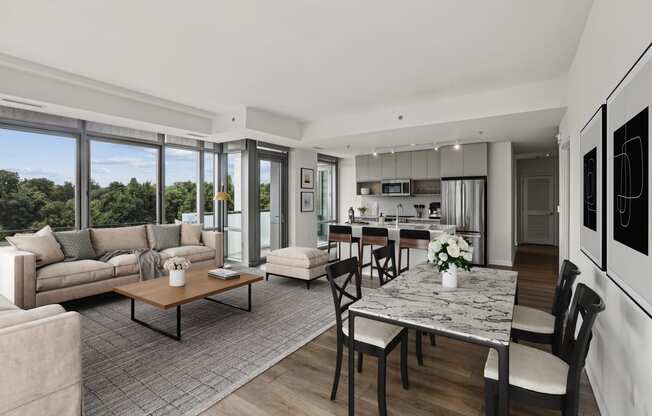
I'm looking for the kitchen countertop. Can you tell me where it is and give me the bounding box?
[341,221,456,235]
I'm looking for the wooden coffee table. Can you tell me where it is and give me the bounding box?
[114,268,263,341]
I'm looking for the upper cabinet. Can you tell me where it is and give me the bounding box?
[411,151,428,179]
[462,143,488,176]
[380,153,396,179]
[440,143,487,177]
[355,143,485,183]
[395,152,411,178]
[426,149,441,179]
[440,146,464,177]
[355,155,369,181]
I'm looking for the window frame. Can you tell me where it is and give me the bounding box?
[317,154,339,247]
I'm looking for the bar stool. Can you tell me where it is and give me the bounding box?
[360,227,394,279]
[397,229,431,275]
[327,225,360,261]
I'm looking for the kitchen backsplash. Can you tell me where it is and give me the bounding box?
[353,195,441,218]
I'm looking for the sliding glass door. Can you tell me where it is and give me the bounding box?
[259,158,284,259]
[317,157,338,246]
[226,152,243,261]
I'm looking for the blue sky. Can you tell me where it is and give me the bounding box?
[0,128,270,186]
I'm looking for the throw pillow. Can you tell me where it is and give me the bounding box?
[151,224,181,251]
[6,226,65,267]
[53,229,97,262]
[175,220,203,246]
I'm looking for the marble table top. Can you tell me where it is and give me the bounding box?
[349,263,518,346]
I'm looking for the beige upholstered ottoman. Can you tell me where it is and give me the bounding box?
[265,247,330,289]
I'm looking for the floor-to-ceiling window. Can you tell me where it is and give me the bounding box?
[226,152,242,260]
[165,147,199,224]
[0,127,77,239]
[89,139,158,227]
[203,151,216,229]
[317,156,338,246]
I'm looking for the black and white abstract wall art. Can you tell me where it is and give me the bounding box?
[580,104,606,270]
[613,107,649,255]
[606,41,652,314]
[583,147,598,231]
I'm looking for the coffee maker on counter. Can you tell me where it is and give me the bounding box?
[429,202,441,219]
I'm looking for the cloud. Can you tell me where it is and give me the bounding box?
[8,167,73,183]
[92,157,155,169]
[166,148,198,161]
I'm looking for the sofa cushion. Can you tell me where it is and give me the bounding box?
[267,247,329,268]
[6,226,65,268]
[54,229,97,262]
[105,254,140,277]
[90,225,149,256]
[160,245,215,263]
[36,260,114,291]
[175,220,203,246]
[150,224,181,251]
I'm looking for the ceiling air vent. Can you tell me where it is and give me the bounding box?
[187,133,207,139]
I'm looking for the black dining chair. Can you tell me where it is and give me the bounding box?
[373,245,436,367]
[484,283,605,416]
[325,256,409,416]
[511,259,581,355]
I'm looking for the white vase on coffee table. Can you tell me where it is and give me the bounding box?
[441,265,458,289]
[169,270,186,287]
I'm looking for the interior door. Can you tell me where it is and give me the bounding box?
[522,175,556,245]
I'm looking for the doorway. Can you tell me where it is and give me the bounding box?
[259,158,285,259]
[521,175,556,245]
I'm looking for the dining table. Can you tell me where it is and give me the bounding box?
[347,263,518,416]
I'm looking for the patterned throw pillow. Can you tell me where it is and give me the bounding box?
[151,224,181,251]
[54,229,97,262]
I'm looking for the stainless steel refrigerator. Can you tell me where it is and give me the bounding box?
[441,178,487,266]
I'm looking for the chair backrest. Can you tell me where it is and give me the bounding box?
[325,257,362,338]
[329,225,353,243]
[551,260,581,353]
[372,244,397,285]
[561,283,605,414]
[361,226,389,246]
[399,229,430,249]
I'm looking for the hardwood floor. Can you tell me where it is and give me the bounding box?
[204,245,600,416]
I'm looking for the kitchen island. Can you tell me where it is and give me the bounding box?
[332,221,457,269]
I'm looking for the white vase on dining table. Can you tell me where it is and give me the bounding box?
[441,264,458,288]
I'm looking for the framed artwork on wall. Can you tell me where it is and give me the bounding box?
[300,192,314,212]
[580,104,607,270]
[606,42,652,315]
[300,168,314,189]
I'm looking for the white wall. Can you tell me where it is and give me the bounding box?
[288,149,318,247]
[488,142,514,266]
[339,157,357,222]
[559,1,652,414]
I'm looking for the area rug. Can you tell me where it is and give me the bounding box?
[64,268,341,416]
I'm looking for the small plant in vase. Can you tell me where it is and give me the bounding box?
[164,256,191,287]
[357,206,368,217]
[427,233,473,288]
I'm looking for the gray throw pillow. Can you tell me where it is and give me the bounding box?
[151,224,181,251]
[53,229,97,262]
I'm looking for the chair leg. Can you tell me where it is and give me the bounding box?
[484,379,497,416]
[306,280,311,290]
[400,333,409,389]
[265,273,269,281]
[357,351,363,373]
[328,242,331,261]
[349,242,352,259]
[377,354,387,416]
[331,341,343,400]
[416,330,424,366]
[398,247,402,275]
[429,333,436,346]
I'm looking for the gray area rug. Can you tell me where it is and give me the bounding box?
[64,267,339,416]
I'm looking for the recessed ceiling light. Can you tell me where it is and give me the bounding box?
[391,148,395,154]
[411,143,416,146]
[546,153,550,157]
[453,143,461,150]
[372,150,378,156]
[398,115,404,120]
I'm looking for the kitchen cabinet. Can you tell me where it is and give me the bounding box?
[395,152,412,178]
[380,153,396,179]
[462,143,487,176]
[368,154,382,180]
[440,146,464,177]
[355,155,369,181]
[411,151,428,179]
[426,149,441,178]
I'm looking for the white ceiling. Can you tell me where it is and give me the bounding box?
[0,1,593,153]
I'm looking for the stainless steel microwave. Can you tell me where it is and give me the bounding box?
[381,179,411,196]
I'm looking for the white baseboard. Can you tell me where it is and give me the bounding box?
[488,259,513,267]
[585,364,608,416]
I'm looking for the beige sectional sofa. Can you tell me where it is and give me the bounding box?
[0,294,81,415]
[0,225,224,309]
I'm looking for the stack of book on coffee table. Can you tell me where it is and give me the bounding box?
[208,268,241,280]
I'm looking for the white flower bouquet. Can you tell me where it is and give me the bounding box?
[427,233,473,273]
[163,256,191,272]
